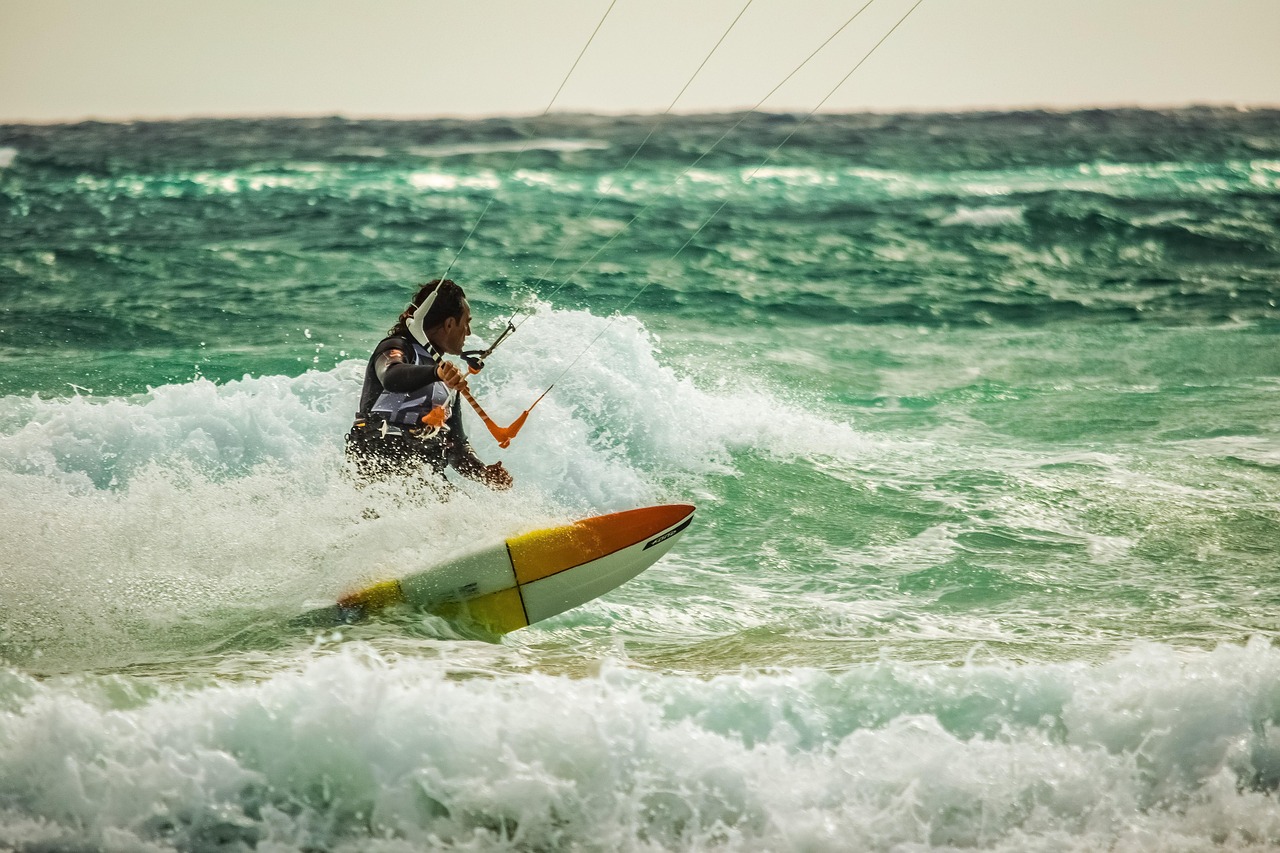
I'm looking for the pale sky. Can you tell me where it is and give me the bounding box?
[1,0,1277,123]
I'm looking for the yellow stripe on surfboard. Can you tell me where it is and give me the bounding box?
[434,586,528,634]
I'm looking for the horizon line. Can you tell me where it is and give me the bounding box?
[3,100,1279,127]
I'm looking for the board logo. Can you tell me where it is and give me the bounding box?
[644,517,692,550]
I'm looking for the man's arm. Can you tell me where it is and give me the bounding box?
[375,343,440,392]
[446,405,513,489]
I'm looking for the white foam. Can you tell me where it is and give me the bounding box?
[0,147,16,169]
[939,205,1026,227]
[745,166,835,186]
[2,640,1279,851]
[472,305,880,492]
[407,170,500,192]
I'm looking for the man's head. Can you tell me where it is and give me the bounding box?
[402,279,471,355]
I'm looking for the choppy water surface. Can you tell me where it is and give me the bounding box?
[1,109,1279,851]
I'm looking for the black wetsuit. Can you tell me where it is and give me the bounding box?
[345,335,484,481]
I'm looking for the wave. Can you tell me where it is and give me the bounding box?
[1,639,1278,851]
[0,305,879,671]
[0,304,863,493]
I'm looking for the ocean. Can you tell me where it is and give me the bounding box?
[1,108,1279,851]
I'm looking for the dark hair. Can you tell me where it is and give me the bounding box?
[388,279,466,337]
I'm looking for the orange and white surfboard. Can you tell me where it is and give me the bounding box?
[305,504,694,634]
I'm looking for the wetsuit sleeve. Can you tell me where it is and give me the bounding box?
[372,337,439,392]
[379,358,439,392]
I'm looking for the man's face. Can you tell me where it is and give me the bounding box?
[439,299,472,355]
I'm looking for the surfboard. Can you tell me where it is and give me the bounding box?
[301,503,694,634]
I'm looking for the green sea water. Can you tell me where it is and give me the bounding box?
[1,110,1279,851]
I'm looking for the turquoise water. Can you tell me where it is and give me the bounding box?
[2,109,1280,850]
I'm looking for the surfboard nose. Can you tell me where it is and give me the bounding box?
[507,503,695,584]
[640,503,696,529]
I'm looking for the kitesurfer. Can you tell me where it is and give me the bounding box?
[346,279,513,490]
